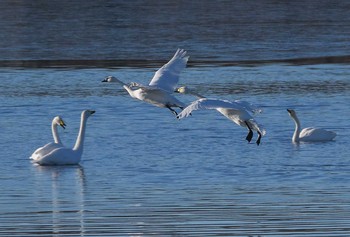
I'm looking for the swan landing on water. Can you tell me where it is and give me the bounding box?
[287,109,336,143]
[102,48,189,116]
[31,110,95,166]
[175,86,266,145]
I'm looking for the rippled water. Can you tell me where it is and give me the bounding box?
[1,0,350,236]
[1,0,350,62]
[1,64,350,236]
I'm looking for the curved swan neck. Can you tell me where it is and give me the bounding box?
[123,85,138,99]
[291,114,301,142]
[52,121,61,144]
[73,113,89,153]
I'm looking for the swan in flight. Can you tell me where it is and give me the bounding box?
[31,110,95,166]
[287,109,336,143]
[102,48,189,116]
[175,86,266,145]
[30,116,66,160]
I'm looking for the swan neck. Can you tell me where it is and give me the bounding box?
[73,113,88,153]
[291,114,301,142]
[123,85,137,98]
[52,122,61,144]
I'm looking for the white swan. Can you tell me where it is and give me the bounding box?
[287,109,336,143]
[102,48,189,116]
[30,116,66,160]
[175,86,266,145]
[31,110,95,165]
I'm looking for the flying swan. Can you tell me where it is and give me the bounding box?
[31,110,95,165]
[287,109,336,143]
[30,116,66,160]
[175,86,266,145]
[102,48,189,116]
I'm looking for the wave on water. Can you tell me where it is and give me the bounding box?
[1,55,350,68]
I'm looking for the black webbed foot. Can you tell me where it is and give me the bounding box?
[245,121,253,143]
[246,130,253,143]
[256,131,262,146]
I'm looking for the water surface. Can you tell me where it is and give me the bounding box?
[0,64,349,236]
[1,1,350,236]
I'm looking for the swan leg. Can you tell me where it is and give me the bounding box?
[166,105,178,116]
[256,131,262,146]
[245,121,253,143]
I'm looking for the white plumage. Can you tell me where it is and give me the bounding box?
[176,86,266,145]
[31,110,95,166]
[287,109,336,143]
[103,49,189,116]
[30,116,66,160]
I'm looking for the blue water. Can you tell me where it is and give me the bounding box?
[1,1,350,236]
[1,64,350,236]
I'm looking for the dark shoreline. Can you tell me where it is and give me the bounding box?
[1,55,350,69]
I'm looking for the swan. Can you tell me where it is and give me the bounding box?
[287,109,336,143]
[175,86,266,145]
[102,48,189,116]
[30,116,66,160]
[31,110,95,165]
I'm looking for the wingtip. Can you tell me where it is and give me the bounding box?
[174,48,187,58]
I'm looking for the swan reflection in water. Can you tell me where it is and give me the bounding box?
[33,165,86,236]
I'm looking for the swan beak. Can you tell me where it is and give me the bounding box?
[60,121,66,129]
[287,109,292,114]
[90,110,96,115]
[102,78,108,82]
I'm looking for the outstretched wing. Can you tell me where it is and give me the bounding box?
[234,100,263,115]
[148,49,189,93]
[177,98,244,119]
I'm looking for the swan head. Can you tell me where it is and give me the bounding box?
[287,109,297,118]
[54,116,66,129]
[129,82,142,88]
[175,86,191,94]
[102,76,119,83]
[82,110,96,118]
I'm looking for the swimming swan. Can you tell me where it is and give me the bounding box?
[31,110,95,165]
[287,109,336,143]
[175,86,266,145]
[30,116,66,160]
[102,48,189,116]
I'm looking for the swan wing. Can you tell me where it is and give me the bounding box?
[35,147,80,165]
[148,49,189,93]
[177,98,243,119]
[30,142,63,160]
[234,100,263,115]
[299,127,337,142]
